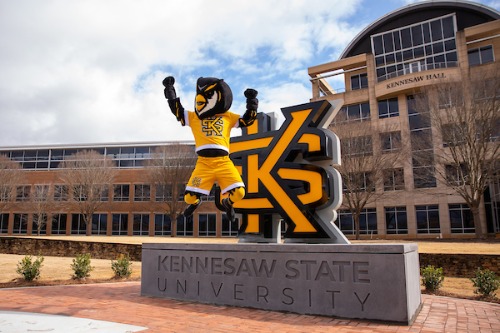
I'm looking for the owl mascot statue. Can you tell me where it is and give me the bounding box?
[163,76,258,223]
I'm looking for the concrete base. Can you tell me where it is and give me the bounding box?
[141,243,421,324]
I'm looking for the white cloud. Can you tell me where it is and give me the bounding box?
[0,0,413,146]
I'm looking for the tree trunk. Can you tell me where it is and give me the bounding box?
[86,213,92,236]
[472,207,485,239]
[354,211,361,240]
[170,213,177,237]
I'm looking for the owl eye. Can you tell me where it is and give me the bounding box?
[205,90,215,98]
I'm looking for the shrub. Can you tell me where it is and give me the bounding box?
[421,265,444,291]
[111,254,132,278]
[16,255,44,282]
[470,268,499,297]
[71,253,94,280]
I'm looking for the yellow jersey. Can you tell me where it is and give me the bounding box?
[185,110,240,154]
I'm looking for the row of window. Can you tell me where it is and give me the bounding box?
[344,162,477,193]
[335,97,400,123]
[350,43,493,91]
[0,144,195,170]
[336,204,474,235]
[6,184,214,203]
[340,131,401,156]
[0,203,474,237]
[0,212,238,237]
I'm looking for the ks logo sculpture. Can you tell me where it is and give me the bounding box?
[227,101,348,243]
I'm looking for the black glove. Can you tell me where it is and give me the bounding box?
[239,88,258,127]
[244,88,258,111]
[163,76,177,100]
[162,76,185,125]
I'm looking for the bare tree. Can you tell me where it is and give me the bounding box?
[331,115,407,239]
[0,155,24,214]
[58,150,116,235]
[146,144,197,236]
[413,64,500,238]
[30,184,54,235]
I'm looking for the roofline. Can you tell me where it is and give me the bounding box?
[340,0,500,59]
[0,140,195,151]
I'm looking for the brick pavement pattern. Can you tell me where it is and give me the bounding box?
[0,282,499,333]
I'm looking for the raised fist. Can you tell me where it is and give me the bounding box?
[163,76,177,100]
[244,88,258,99]
[244,88,258,111]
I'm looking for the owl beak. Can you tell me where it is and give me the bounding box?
[195,94,206,112]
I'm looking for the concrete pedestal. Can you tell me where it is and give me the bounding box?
[141,243,421,324]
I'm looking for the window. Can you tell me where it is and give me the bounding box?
[155,184,171,201]
[335,103,370,123]
[442,123,466,147]
[74,185,87,201]
[378,98,399,118]
[113,184,130,201]
[413,167,436,188]
[383,168,405,191]
[410,129,433,149]
[51,214,67,234]
[342,136,373,156]
[134,184,151,202]
[380,131,402,152]
[112,214,128,235]
[133,214,149,235]
[16,185,30,202]
[385,207,408,234]
[176,184,185,201]
[446,164,468,186]
[32,214,47,235]
[100,186,109,201]
[449,204,474,233]
[416,205,440,234]
[71,214,86,235]
[344,172,374,192]
[222,213,239,237]
[0,185,10,202]
[350,73,368,90]
[12,213,28,234]
[0,213,9,233]
[337,209,377,235]
[155,184,184,202]
[468,45,494,66]
[33,185,50,202]
[438,86,463,109]
[53,185,68,201]
[408,95,436,189]
[92,213,107,235]
[177,215,193,236]
[154,214,172,236]
[198,213,217,237]
[372,14,457,81]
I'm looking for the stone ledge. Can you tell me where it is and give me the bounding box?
[0,237,498,277]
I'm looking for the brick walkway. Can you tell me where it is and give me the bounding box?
[0,282,499,333]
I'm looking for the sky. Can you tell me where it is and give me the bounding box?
[0,0,499,147]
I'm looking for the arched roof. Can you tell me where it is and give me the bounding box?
[340,0,500,59]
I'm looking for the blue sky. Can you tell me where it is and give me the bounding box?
[0,0,498,146]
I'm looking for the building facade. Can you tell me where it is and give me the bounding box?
[0,1,498,239]
[309,1,499,238]
[0,142,238,238]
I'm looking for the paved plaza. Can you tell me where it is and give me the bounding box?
[0,281,498,332]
